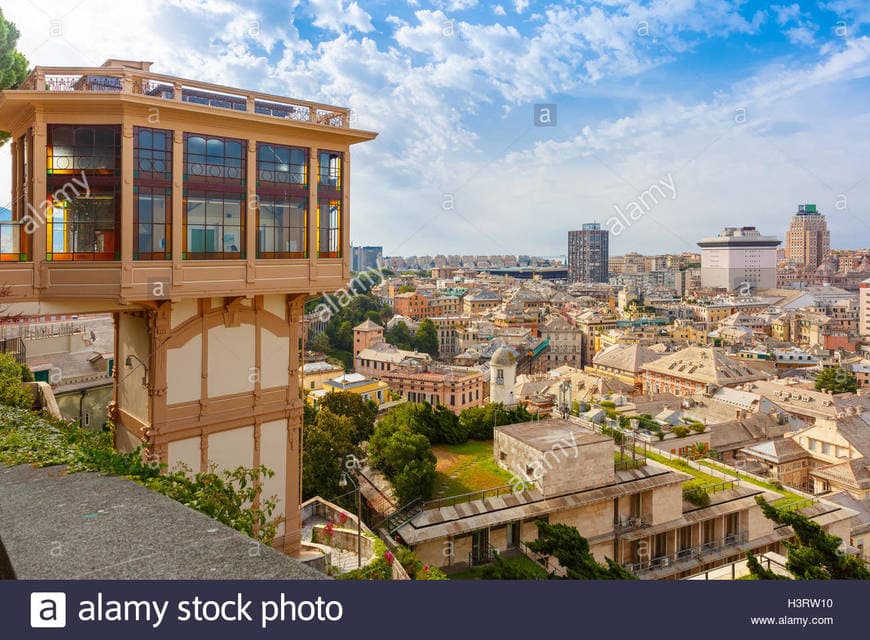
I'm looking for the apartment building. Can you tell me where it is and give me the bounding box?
[588,343,662,389]
[306,372,390,407]
[380,363,486,413]
[540,315,582,368]
[463,289,502,315]
[641,347,770,396]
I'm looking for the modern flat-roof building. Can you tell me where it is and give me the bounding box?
[786,204,830,269]
[351,244,382,272]
[391,418,856,578]
[568,223,609,283]
[698,226,781,293]
[0,59,377,554]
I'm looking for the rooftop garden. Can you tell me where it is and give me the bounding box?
[641,447,809,508]
[431,440,516,499]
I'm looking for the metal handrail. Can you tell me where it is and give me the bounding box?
[624,531,749,575]
[682,479,738,499]
[19,66,351,129]
[421,481,534,511]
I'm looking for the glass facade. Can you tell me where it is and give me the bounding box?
[134,127,172,259]
[34,126,342,262]
[183,191,244,259]
[317,150,342,258]
[317,198,341,258]
[258,198,306,258]
[46,125,121,260]
[256,143,308,258]
[184,133,245,186]
[183,133,246,259]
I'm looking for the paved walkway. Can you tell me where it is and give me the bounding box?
[301,515,368,575]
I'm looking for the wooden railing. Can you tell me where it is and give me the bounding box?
[18,66,350,129]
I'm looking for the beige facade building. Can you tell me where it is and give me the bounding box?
[785,204,830,269]
[393,419,856,578]
[0,59,376,554]
[540,315,582,368]
[642,347,770,396]
[588,342,661,389]
[380,363,486,413]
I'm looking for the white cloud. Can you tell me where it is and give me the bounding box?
[772,3,802,25]
[1,0,868,254]
[307,0,374,33]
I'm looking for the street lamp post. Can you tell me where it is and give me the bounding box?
[338,466,362,569]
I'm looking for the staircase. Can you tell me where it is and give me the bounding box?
[382,499,424,535]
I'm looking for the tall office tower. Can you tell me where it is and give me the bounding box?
[351,245,383,272]
[786,204,830,269]
[698,226,781,292]
[0,59,376,554]
[568,223,609,283]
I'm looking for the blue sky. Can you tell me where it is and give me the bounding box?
[3,0,870,256]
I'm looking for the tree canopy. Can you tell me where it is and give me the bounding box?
[526,520,636,580]
[368,416,436,505]
[317,391,377,444]
[414,319,438,357]
[746,497,870,580]
[301,409,359,503]
[0,9,28,146]
[814,366,858,395]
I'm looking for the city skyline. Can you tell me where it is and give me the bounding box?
[1,1,870,256]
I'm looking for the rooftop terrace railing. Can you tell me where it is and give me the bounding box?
[18,66,350,129]
[421,482,533,512]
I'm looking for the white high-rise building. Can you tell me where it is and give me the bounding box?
[698,226,781,293]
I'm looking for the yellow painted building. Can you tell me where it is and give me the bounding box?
[307,372,390,407]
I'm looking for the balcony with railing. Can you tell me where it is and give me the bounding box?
[623,531,749,577]
[17,66,351,129]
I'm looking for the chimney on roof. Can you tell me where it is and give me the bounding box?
[101,59,153,71]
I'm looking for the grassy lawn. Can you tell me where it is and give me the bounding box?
[431,440,516,500]
[696,458,808,503]
[448,554,548,580]
[642,448,725,490]
[642,448,809,505]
